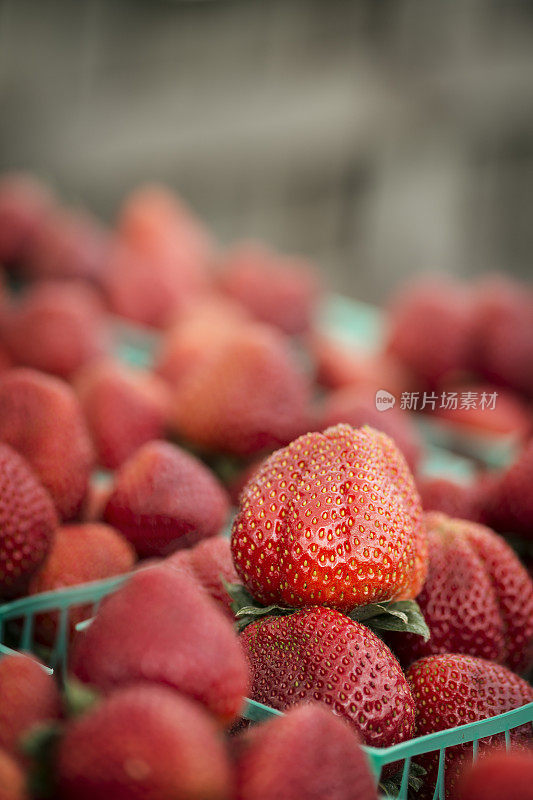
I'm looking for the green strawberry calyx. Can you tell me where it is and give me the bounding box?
[224,581,430,640]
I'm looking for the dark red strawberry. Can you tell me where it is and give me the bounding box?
[487,439,533,538]
[389,513,533,673]
[231,424,426,612]
[103,440,230,557]
[218,241,321,335]
[57,685,234,800]
[71,564,249,725]
[455,747,533,800]
[240,606,415,748]
[165,535,238,617]
[235,704,377,800]
[0,173,54,266]
[407,654,533,799]
[416,476,484,522]
[0,443,58,597]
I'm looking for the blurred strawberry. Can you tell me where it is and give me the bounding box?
[433,385,531,439]
[0,173,54,266]
[29,523,136,645]
[386,276,473,387]
[57,685,234,800]
[0,654,60,760]
[71,564,250,724]
[319,387,422,470]
[236,704,377,800]
[0,368,95,519]
[3,282,108,379]
[218,241,320,335]
[0,749,27,800]
[165,535,238,617]
[455,747,533,800]
[0,443,58,598]
[75,359,170,469]
[389,513,533,673]
[104,184,213,328]
[167,320,312,457]
[25,207,109,284]
[417,476,484,522]
[104,440,230,557]
[486,439,533,538]
[232,424,426,611]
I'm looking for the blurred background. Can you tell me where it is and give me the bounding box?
[1,0,532,302]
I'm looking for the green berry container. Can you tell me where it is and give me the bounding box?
[1,576,531,800]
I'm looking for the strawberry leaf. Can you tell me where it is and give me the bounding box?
[63,679,101,719]
[350,599,430,640]
[23,722,63,800]
[379,762,427,796]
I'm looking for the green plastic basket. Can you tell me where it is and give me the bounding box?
[1,576,531,800]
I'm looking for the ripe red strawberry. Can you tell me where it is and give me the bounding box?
[25,207,109,284]
[217,241,321,335]
[71,564,249,724]
[74,359,171,469]
[235,704,377,800]
[240,606,415,748]
[455,748,533,800]
[165,536,238,617]
[0,443,58,597]
[0,369,95,520]
[433,385,531,439]
[386,276,473,387]
[486,439,533,538]
[0,173,54,266]
[168,321,312,457]
[57,685,234,800]
[0,749,27,800]
[29,523,136,645]
[232,424,426,611]
[0,653,61,759]
[417,476,484,522]
[105,185,212,328]
[103,440,230,557]
[320,387,422,471]
[3,282,108,379]
[389,513,533,673]
[407,654,533,799]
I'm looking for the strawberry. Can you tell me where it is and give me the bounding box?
[235,704,377,800]
[432,385,531,439]
[320,387,422,471]
[25,207,109,284]
[0,173,54,266]
[240,606,415,748]
[455,747,533,800]
[416,476,484,522]
[71,564,249,724]
[165,536,238,617]
[0,749,27,800]
[57,685,234,800]
[3,282,108,379]
[486,439,533,538]
[104,185,212,328]
[0,369,95,520]
[168,320,312,457]
[74,359,170,469]
[389,513,533,673]
[103,440,230,557]
[231,424,426,611]
[407,654,533,799]
[217,241,321,335]
[386,276,473,387]
[0,443,58,597]
[28,523,136,645]
[0,653,61,760]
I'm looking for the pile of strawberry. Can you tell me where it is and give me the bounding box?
[0,172,531,800]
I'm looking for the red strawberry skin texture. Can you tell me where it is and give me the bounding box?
[0,654,61,760]
[488,438,533,538]
[407,654,533,799]
[232,424,426,612]
[103,440,230,558]
[70,564,249,725]
[0,368,94,520]
[455,748,533,800]
[389,513,533,673]
[0,443,58,597]
[57,685,233,800]
[236,704,377,800]
[240,606,415,749]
